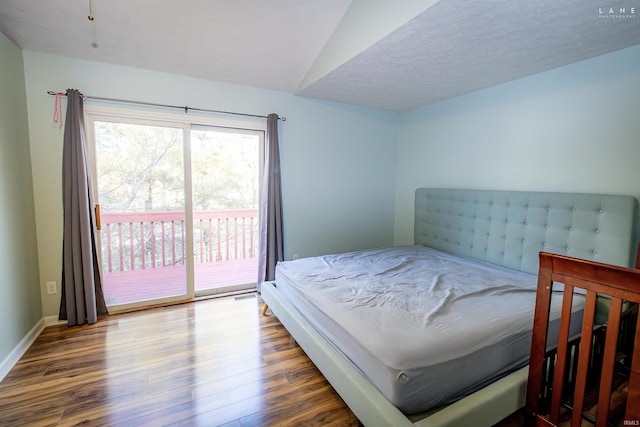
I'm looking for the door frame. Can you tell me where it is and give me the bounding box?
[85,103,266,312]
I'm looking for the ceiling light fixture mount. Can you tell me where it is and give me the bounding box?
[87,0,98,48]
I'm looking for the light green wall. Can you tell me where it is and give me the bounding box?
[394,44,640,245]
[0,34,42,363]
[21,51,400,318]
[8,36,640,335]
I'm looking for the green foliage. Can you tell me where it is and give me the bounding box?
[95,122,259,213]
[191,128,259,210]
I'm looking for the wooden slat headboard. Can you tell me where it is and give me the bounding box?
[414,188,638,275]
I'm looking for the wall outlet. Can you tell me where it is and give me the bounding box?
[46,281,57,294]
[292,254,299,260]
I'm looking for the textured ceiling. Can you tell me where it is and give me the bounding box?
[298,0,640,110]
[1,0,639,111]
[0,0,351,93]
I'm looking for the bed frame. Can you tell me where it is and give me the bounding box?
[261,188,638,426]
[526,252,640,425]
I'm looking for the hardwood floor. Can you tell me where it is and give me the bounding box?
[0,295,361,426]
[1,294,526,426]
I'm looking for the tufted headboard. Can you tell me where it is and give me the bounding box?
[414,188,638,275]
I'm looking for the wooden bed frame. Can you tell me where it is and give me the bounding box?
[261,188,638,426]
[526,252,640,426]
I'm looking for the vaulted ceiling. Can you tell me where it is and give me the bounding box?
[1,0,639,111]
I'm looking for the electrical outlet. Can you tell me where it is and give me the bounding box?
[46,281,57,294]
[292,254,299,260]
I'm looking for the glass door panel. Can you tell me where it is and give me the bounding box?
[190,127,260,295]
[94,121,187,307]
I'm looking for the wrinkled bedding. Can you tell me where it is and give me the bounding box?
[275,245,584,414]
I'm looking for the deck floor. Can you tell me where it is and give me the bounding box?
[103,258,257,305]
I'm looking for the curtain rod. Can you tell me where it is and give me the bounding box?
[46,91,286,121]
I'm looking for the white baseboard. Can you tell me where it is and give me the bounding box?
[0,318,46,382]
[44,315,65,326]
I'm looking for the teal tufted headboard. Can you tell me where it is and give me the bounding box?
[414,188,638,274]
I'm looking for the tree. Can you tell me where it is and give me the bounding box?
[95,121,184,213]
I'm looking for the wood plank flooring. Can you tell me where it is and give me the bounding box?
[1,294,526,426]
[0,295,361,426]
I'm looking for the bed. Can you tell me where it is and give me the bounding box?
[261,188,638,426]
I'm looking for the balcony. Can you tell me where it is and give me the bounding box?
[100,209,258,306]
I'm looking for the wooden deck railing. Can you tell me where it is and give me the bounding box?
[100,209,258,273]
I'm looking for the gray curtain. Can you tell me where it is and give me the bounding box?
[257,113,284,291]
[59,89,108,325]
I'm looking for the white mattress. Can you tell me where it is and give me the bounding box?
[275,245,585,414]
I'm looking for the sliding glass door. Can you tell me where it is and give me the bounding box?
[87,109,264,310]
[93,120,187,307]
[191,126,262,296]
